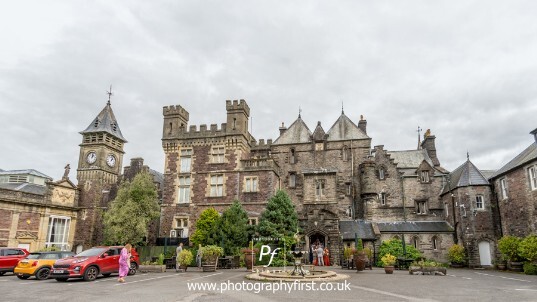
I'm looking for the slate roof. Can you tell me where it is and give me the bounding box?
[326,114,369,141]
[441,160,489,194]
[273,117,312,144]
[377,221,453,233]
[490,142,537,179]
[387,149,435,169]
[480,170,496,180]
[339,220,377,240]
[0,169,52,180]
[149,169,164,187]
[80,102,127,142]
[0,183,46,195]
[312,122,327,141]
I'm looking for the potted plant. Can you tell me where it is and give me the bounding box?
[201,245,223,272]
[241,241,259,271]
[381,253,397,274]
[343,247,353,269]
[354,239,367,272]
[447,244,466,268]
[363,247,373,270]
[177,249,193,272]
[498,236,523,271]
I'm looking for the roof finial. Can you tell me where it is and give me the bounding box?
[417,126,422,150]
[298,106,302,118]
[341,101,344,115]
[467,151,470,160]
[106,85,113,105]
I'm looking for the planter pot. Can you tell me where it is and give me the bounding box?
[139,265,166,273]
[509,262,523,272]
[496,263,507,270]
[202,263,217,272]
[355,251,367,272]
[384,266,395,274]
[244,252,256,270]
[450,262,464,268]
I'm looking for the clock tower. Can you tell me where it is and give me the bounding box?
[75,99,127,249]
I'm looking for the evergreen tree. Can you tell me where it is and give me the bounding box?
[257,190,299,239]
[217,200,249,255]
[103,171,160,245]
[191,207,220,246]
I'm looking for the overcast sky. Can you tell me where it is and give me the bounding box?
[1,0,537,181]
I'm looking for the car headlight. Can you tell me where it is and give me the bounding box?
[74,257,89,264]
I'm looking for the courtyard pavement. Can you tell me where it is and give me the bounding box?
[1,267,536,302]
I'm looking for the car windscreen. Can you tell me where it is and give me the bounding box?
[76,248,107,257]
[27,253,42,259]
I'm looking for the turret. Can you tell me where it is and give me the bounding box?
[226,99,250,135]
[163,105,189,139]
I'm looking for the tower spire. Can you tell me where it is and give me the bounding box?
[106,85,113,106]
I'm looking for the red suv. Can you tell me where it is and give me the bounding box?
[0,248,30,275]
[50,246,140,281]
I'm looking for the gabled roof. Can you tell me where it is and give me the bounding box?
[339,220,377,240]
[0,169,52,180]
[0,183,46,195]
[273,117,312,145]
[377,221,453,233]
[491,143,537,179]
[387,149,435,169]
[312,122,327,141]
[442,160,489,194]
[326,113,369,141]
[80,102,127,142]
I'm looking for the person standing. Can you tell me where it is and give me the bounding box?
[118,244,132,283]
[323,247,330,266]
[175,242,183,272]
[316,245,324,266]
[196,244,202,270]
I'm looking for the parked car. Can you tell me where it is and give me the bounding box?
[50,246,140,281]
[14,251,75,280]
[0,248,30,275]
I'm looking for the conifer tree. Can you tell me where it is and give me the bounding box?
[191,207,220,246]
[257,190,299,239]
[217,200,249,255]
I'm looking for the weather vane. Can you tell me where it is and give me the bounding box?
[106,85,113,105]
[417,126,422,149]
[298,106,302,118]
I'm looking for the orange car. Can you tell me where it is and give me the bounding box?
[14,251,74,280]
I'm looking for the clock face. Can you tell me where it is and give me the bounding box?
[106,154,116,167]
[86,152,97,164]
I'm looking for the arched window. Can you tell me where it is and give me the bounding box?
[342,146,349,161]
[290,148,296,164]
[412,236,419,249]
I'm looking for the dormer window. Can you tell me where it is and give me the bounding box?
[93,119,99,127]
[420,171,430,183]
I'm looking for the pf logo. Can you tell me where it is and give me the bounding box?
[259,245,280,266]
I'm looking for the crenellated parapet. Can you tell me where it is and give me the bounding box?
[163,105,189,120]
[225,99,250,116]
[251,138,273,149]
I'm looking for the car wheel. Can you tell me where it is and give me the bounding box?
[16,275,30,280]
[102,273,111,277]
[0,272,5,276]
[83,266,99,281]
[55,278,68,282]
[128,262,137,276]
[35,267,51,280]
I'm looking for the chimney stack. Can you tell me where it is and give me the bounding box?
[421,130,440,167]
[531,128,537,144]
[279,122,287,136]
[358,115,367,134]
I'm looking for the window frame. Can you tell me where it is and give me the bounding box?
[379,168,385,180]
[244,176,259,192]
[45,216,71,250]
[210,174,224,197]
[416,200,427,215]
[475,195,484,210]
[315,180,325,198]
[211,146,225,164]
[289,173,296,188]
[420,170,430,183]
[178,175,191,203]
[528,165,537,191]
[379,192,386,205]
[499,178,508,200]
[179,149,192,173]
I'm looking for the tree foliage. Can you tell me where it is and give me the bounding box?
[377,238,421,266]
[447,244,466,264]
[498,235,523,262]
[519,235,537,262]
[103,171,160,245]
[191,207,220,246]
[216,200,249,255]
[257,190,298,239]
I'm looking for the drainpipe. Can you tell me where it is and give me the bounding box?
[448,175,459,244]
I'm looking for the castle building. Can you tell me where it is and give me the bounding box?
[161,100,456,264]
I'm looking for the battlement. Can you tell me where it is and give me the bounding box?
[251,138,273,148]
[163,105,189,120]
[173,123,229,137]
[225,99,250,116]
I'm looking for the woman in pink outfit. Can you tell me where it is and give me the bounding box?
[118,244,132,283]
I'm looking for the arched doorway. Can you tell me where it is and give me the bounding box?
[309,233,326,248]
[478,241,492,266]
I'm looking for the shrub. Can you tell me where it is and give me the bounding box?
[381,254,397,267]
[157,253,165,265]
[498,236,523,262]
[518,235,537,262]
[377,238,421,266]
[343,247,354,260]
[523,262,537,275]
[178,249,193,267]
[447,244,466,264]
[201,245,224,262]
